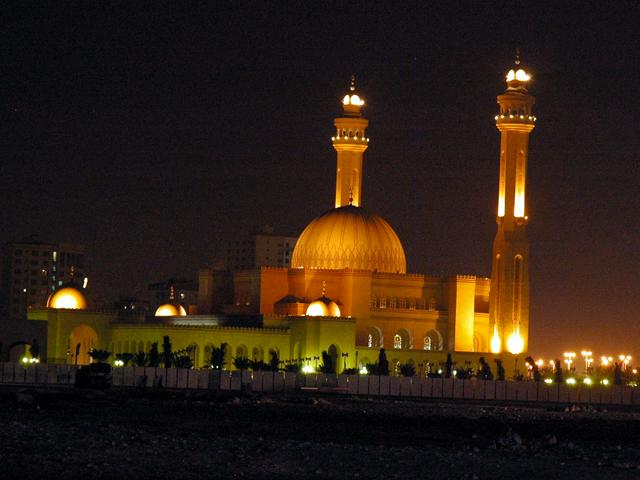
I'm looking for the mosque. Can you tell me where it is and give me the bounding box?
[29,59,536,373]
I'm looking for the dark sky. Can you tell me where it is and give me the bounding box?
[3,2,639,360]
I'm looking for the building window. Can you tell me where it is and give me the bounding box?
[367,334,373,348]
[424,336,432,351]
[393,334,402,349]
[379,297,387,309]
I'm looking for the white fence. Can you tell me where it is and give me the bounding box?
[1,363,639,407]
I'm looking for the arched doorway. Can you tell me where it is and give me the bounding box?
[367,326,382,348]
[69,325,99,365]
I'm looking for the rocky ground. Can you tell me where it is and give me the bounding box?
[2,387,640,479]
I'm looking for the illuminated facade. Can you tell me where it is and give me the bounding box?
[489,55,536,354]
[28,63,534,372]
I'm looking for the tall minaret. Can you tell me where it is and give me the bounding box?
[331,76,370,208]
[489,53,537,354]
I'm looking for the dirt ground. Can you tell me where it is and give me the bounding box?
[2,387,640,479]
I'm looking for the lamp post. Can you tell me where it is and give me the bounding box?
[341,352,349,371]
[563,352,576,372]
[619,355,632,371]
[581,350,593,373]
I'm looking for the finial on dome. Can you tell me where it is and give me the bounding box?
[348,185,354,206]
[169,285,175,301]
[322,280,327,297]
[342,75,364,109]
[505,49,530,90]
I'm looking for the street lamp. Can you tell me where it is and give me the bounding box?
[563,352,576,371]
[341,352,349,371]
[581,350,593,372]
[619,355,632,370]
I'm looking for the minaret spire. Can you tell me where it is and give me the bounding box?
[489,55,536,355]
[331,76,370,208]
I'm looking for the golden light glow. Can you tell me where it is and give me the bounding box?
[506,332,524,354]
[506,69,530,82]
[343,94,364,106]
[497,195,505,217]
[155,304,187,317]
[47,287,87,310]
[305,298,341,317]
[306,301,329,317]
[514,192,525,218]
[490,325,501,353]
[302,365,314,374]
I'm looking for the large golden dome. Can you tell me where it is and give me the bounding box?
[291,205,406,273]
[47,287,87,310]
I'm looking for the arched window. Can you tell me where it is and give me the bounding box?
[423,336,432,351]
[394,334,402,349]
[367,333,373,348]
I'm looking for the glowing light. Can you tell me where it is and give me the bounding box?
[583,377,593,385]
[306,301,329,317]
[359,366,368,375]
[83,277,89,289]
[601,379,610,386]
[114,360,124,367]
[506,332,524,354]
[342,94,364,106]
[563,352,576,370]
[302,365,314,374]
[514,193,525,218]
[566,378,576,385]
[507,69,530,82]
[47,287,87,309]
[497,195,505,218]
[452,370,458,376]
[155,304,187,317]
[536,359,545,368]
[544,378,553,384]
[490,325,501,353]
[22,357,29,364]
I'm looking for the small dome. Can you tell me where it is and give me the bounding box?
[306,296,341,317]
[47,287,87,310]
[155,304,187,317]
[292,205,406,273]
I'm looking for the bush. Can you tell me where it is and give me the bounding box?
[89,349,111,363]
[318,350,335,374]
[208,343,228,370]
[134,351,147,367]
[233,357,251,370]
[115,352,135,366]
[285,363,302,373]
[148,342,160,367]
[342,367,358,375]
[398,363,416,377]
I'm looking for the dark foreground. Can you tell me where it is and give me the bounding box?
[2,387,640,479]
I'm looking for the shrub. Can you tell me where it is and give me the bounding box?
[148,342,160,367]
[398,363,415,377]
[233,357,251,370]
[89,349,111,363]
[318,350,335,374]
[134,351,147,367]
[208,343,228,370]
[115,352,135,366]
[377,348,389,376]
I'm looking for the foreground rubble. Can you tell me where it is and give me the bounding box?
[1,387,640,479]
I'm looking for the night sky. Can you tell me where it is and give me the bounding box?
[3,3,639,359]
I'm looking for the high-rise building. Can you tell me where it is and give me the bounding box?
[1,236,86,319]
[225,228,297,270]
